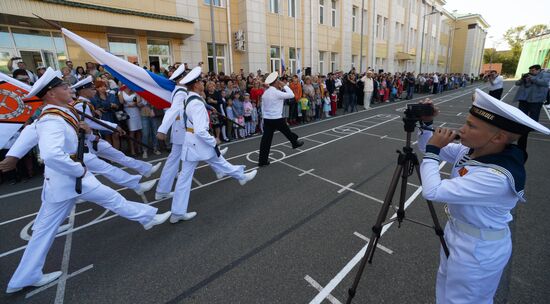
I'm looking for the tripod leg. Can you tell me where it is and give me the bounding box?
[346,164,404,304]
[414,165,450,257]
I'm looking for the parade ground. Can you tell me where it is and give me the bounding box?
[1,82,549,303]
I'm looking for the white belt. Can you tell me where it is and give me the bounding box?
[445,206,508,241]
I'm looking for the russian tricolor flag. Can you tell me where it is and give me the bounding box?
[61,28,175,109]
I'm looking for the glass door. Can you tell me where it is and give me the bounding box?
[41,50,57,69]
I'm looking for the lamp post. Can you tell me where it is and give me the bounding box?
[419,9,439,75]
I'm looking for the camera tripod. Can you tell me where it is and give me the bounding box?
[346,114,450,304]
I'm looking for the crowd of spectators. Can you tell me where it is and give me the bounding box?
[1,58,477,185]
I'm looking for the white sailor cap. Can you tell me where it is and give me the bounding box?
[169,64,187,81]
[71,75,95,91]
[265,71,279,85]
[25,67,64,98]
[471,88,550,135]
[179,66,202,86]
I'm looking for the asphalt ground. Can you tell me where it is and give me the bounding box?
[0,81,548,304]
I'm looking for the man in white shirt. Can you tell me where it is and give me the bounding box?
[485,70,504,100]
[258,72,304,167]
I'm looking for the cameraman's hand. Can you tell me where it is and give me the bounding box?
[419,98,439,122]
[0,156,19,172]
[427,128,457,149]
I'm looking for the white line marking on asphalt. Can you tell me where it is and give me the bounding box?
[303,137,324,144]
[358,132,406,142]
[26,264,94,299]
[439,122,447,127]
[304,275,343,304]
[192,177,203,186]
[0,212,39,227]
[299,169,315,177]
[337,183,354,194]
[308,162,447,304]
[279,161,383,204]
[440,171,451,176]
[353,232,394,254]
[54,207,76,304]
[501,85,515,101]
[456,112,462,116]
[407,182,420,188]
[321,132,342,138]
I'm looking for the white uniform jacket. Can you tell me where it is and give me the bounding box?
[158,86,187,145]
[417,127,525,230]
[180,92,217,161]
[261,85,295,119]
[37,105,100,203]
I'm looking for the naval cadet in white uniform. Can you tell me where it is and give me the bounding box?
[5,68,171,294]
[417,89,550,304]
[258,72,303,167]
[155,65,227,200]
[170,67,257,223]
[71,76,161,178]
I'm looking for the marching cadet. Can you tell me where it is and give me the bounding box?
[258,72,303,167]
[417,89,550,303]
[5,68,171,294]
[155,65,228,200]
[170,67,257,223]
[71,76,162,178]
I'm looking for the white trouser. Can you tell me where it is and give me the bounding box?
[171,156,245,215]
[95,139,152,176]
[156,144,182,194]
[436,223,511,304]
[7,184,157,289]
[363,92,373,109]
[84,153,141,190]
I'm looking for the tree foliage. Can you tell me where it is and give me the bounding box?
[488,24,550,75]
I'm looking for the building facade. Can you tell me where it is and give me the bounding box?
[0,0,488,76]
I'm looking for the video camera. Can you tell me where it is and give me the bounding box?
[405,103,434,119]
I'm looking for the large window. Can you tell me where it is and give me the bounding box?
[270,46,281,73]
[288,0,298,17]
[289,47,297,74]
[352,55,357,68]
[319,51,325,75]
[204,0,224,7]
[376,15,382,39]
[331,0,337,27]
[109,36,139,64]
[330,52,337,72]
[352,6,357,32]
[382,17,388,40]
[2,26,68,73]
[319,0,325,24]
[147,39,171,70]
[269,0,280,14]
[207,43,225,73]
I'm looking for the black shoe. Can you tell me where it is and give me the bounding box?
[258,161,270,167]
[292,140,304,149]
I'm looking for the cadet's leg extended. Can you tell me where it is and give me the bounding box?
[8,199,75,289]
[80,184,157,225]
[96,140,152,175]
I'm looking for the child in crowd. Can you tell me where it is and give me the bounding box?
[299,95,309,124]
[323,91,331,118]
[243,93,254,137]
[220,90,230,141]
[330,90,338,116]
[251,100,259,135]
[225,98,235,141]
[231,91,245,139]
[314,88,322,120]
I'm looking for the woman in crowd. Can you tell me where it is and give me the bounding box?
[119,85,143,156]
[91,80,122,149]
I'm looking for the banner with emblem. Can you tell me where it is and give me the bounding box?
[0,73,42,149]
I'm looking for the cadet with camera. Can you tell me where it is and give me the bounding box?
[417,89,550,303]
